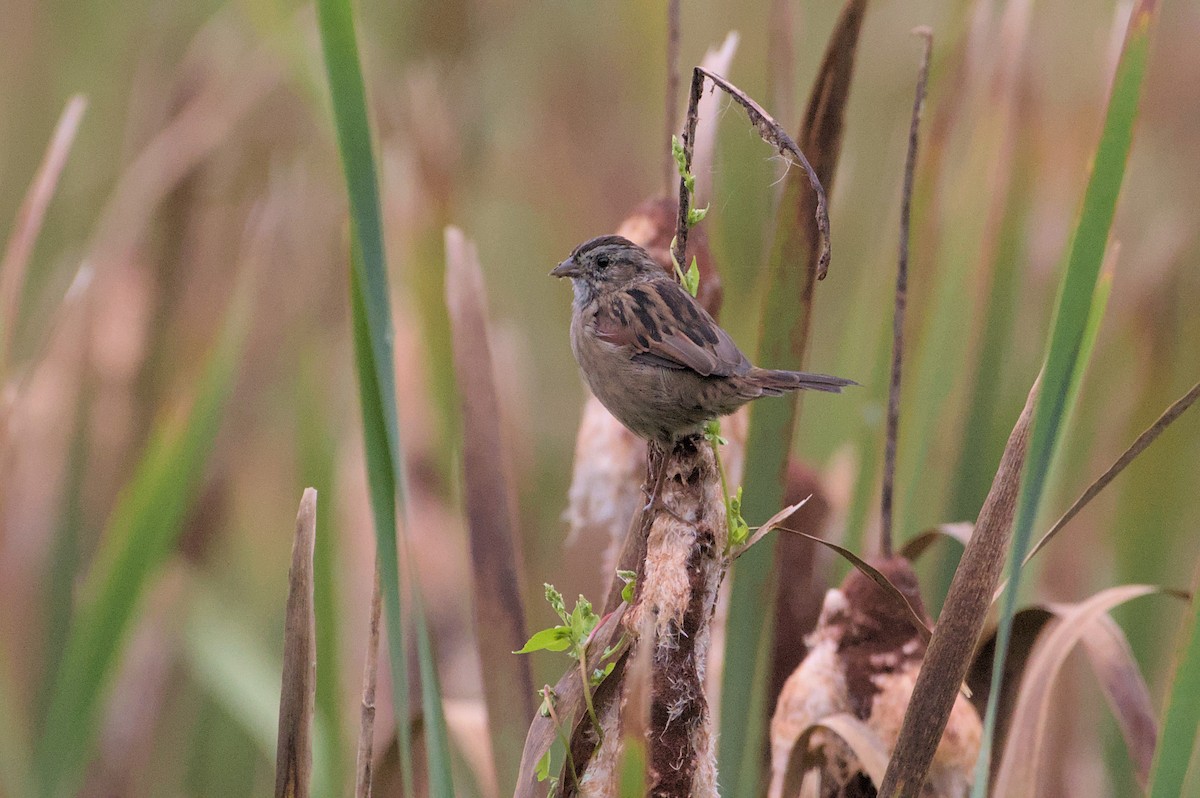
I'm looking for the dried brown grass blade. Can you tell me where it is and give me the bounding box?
[735,499,810,556]
[899,523,974,562]
[445,226,535,794]
[1074,608,1159,788]
[0,94,87,373]
[275,488,318,798]
[355,563,382,798]
[1024,379,1200,565]
[993,586,1168,795]
[879,376,1038,796]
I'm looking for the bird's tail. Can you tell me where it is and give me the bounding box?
[748,367,857,396]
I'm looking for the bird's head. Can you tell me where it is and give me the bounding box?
[551,235,660,304]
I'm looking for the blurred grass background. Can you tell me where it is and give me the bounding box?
[2,0,1199,795]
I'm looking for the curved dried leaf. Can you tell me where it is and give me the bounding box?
[1071,608,1158,788]
[734,499,810,557]
[993,585,1165,796]
[899,523,974,562]
[790,713,890,790]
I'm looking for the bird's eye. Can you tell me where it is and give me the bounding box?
[595,253,611,269]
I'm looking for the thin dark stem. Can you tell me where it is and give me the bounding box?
[671,67,832,279]
[881,28,932,559]
[664,0,681,189]
[354,562,382,798]
[671,71,704,271]
[1025,378,1200,565]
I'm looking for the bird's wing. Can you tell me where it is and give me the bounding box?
[593,278,750,377]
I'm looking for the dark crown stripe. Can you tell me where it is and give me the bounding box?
[569,234,638,260]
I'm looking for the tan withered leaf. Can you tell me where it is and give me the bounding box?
[992,585,1173,795]
[275,489,317,798]
[793,713,890,790]
[444,226,535,794]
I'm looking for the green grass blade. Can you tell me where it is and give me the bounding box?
[315,0,453,789]
[1037,257,1114,532]
[971,3,1157,794]
[718,3,867,793]
[1149,565,1200,798]
[34,292,247,798]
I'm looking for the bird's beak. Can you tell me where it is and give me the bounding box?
[550,259,581,278]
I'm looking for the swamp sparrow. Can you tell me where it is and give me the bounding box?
[552,235,854,444]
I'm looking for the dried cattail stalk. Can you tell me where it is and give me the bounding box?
[570,435,727,798]
[769,558,981,798]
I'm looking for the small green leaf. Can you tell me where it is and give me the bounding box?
[535,749,552,782]
[683,257,701,297]
[617,570,637,604]
[601,635,626,660]
[515,626,572,654]
[671,135,687,175]
[570,595,599,649]
[537,687,557,717]
[728,487,750,547]
[687,204,709,226]
[591,662,616,686]
[703,420,728,446]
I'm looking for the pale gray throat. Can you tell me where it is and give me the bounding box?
[571,277,596,308]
